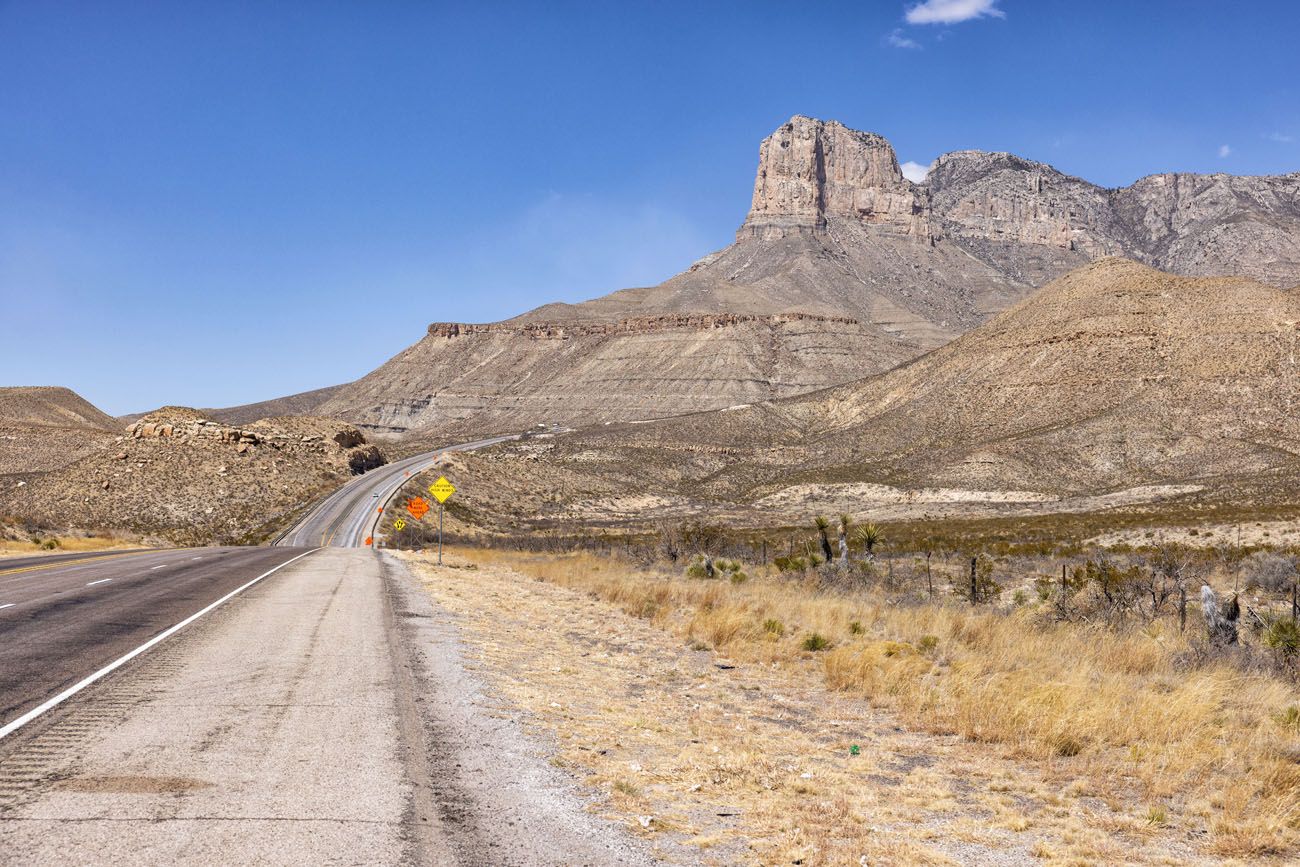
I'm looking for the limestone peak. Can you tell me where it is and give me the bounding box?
[741,115,934,243]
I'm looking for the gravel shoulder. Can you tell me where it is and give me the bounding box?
[399,549,1215,866]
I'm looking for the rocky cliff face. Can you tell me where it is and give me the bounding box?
[929,148,1300,287]
[1112,172,1300,286]
[741,116,934,242]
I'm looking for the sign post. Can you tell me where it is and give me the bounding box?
[428,477,456,565]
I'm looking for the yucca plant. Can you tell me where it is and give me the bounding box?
[856,522,885,560]
[814,516,834,564]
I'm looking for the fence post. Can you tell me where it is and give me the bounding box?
[970,557,978,607]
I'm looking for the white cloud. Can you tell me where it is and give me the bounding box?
[900,160,931,183]
[1218,144,1232,158]
[1266,131,1295,143]
[905,0,1004,25]
[887,28,921,49]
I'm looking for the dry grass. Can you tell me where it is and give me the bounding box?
[0,531,136,558]
[456,546,1300,860]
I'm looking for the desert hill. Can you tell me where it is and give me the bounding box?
[447,259,1300,529]
[0,386,116,431]
[203,383,347,426]
[0,386,120,477]
[319,116,1300,436]
[0,407,386,544]
[117,384,348,427]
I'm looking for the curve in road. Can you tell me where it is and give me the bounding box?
[275,436,514,549]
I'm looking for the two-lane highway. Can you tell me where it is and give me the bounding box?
[0,546,312,733]
[1,435,514,739]
[276,435,515,548]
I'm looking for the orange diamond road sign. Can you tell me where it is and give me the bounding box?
[428,477,456,504]
[407,497,430,520]
[364,536,373,546]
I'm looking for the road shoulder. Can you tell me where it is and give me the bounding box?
[380,551,658,865]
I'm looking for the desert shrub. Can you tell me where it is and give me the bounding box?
[801,632,831,652]
[953,554,1002,604]
[848,620,864,635]
[1243,551,1298,593]
[686,554,715,579]
[774,555,808,573]
[763,618,785,636]
[687,554,746,582]
[1263,616,1300,678]
[917,634,939,655]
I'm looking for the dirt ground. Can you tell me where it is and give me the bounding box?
[399,550,1225,866]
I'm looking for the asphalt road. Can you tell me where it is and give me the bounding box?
[276,435,515,548]
[0,546,311,731]
[0,548,653,865]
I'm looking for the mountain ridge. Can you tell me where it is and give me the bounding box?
[239,115,1300,435]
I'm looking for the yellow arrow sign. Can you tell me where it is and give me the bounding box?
[394,518,406,531]
[428,476,456,504]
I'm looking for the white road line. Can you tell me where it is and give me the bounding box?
[86,578,113,586]
[150,564,168,570]
[0,548,318,741]
[0,603,13,610]
[191,557,202,561]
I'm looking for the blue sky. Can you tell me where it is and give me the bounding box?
[2,0,1297,415]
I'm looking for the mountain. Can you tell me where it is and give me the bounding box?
[304,116,1300,435]
[447,259,1300,528]
[0,387,119,477]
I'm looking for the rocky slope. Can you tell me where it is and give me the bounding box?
[0,407,386,543]
[0,386,118,476]
[929,150,1300,287]
[447,259,1300,528]
[317,313,919,435]
[322,115,1299,436]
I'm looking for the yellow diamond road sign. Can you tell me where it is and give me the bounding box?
[393,518,406,531]
[428,476,456,504]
